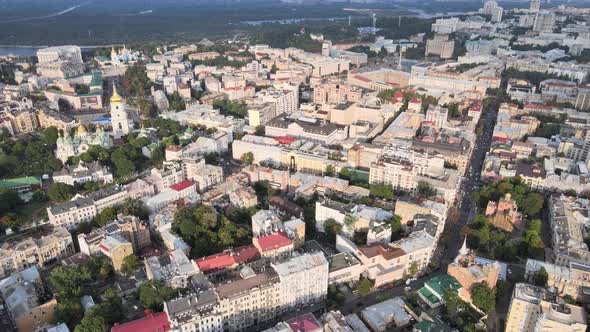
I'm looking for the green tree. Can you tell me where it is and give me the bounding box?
[137,99,157,118]
[325,164,336,177]
[357,278,372,295]
[522,193,544,217]
[122,198,149,220]
[53,299,84,329]
[48,265,92,299]
[533,267,548,287]
[43,127,59,145]
[120,255,140,276]
[471,282,496,313]
[407,261,419,276]
[254,125,265,136]
[417,181,437,197]
[324,218,343,243]
[388,214,402,241]
[74,316,107,332]
[370,184,394,200]
[94,206,119,226]
[168,91,186,111]
[48,183,76,202]
[122,63,150,97]
[241,152,254,165]
[138,280,177,311]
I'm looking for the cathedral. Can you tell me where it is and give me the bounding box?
[55,125,113,163]
[110,46,138,66]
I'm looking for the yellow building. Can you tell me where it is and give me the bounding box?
[99,235,134,271]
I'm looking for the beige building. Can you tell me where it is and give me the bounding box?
[47,196,97,230]
[506,283,586,332]
[313,82,363,105]
[87,185,129,212]
[36,108,77,131]
[0,228,74,278]
[99,235,134,271]
[248,102,276,127]
[525,259,590,302]
[79,215,151,256]
[425,34,455,59]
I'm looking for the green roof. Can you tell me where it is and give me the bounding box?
[90,71,103,87]
[0,176,40,189]
[425,275,461,296]
[414,321,434,332]
[419,287,441,305]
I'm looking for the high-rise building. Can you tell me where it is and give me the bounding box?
[481,1,504,23]
[425,34,455,59]
[533,12,555,33]
[530,0,541,12]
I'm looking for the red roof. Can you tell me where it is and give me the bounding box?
[257,233,292,251]
[170,181,195,192]
[409,98,421,104]
[275,136,297,145]
[99,244,109,252]
[195,245,259,273]
[353,75,371,83]
[111,311,170,332]
[195,252,235,273]
[287,313,321,332]
[524,103,552,110]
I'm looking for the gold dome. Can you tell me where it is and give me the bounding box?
[77,124,87,135]
[110,82,123,104]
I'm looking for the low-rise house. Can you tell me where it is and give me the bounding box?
[86,185,129,212]
[361,297,413,331]
[417,275,461,308]
[229,187,258,208]
[52,162,113,186]
[145,250,199,289]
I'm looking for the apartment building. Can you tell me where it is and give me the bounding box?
[36,46,84,78]
[78,215,151,256]
[313,81,363,105]
[548,195,590,267]
[425,34,455,59]
[265,114,348,145]
[248,102,276,127]
[272,252,329,311]
[256,83,299,116]
[47,196,97,230]
[99,234,133,271]
[85,185,128,212]
[0,227,74,278]
[525,259,590,302]
[369,146,445,191]
[505,283,586,332]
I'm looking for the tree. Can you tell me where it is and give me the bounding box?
[388,214,402,241]
[137,99,157,118]
[370,184,394,200]
[74,316,107,332]
[417,181,437,197]
[122,63,150,97]
[48,183,76,202]
[94,206,119,226]
[357,278,372,295]
[407,261,419,276]
[48,265,93,299]
[58,98,71,112]
[324,218,343,243]
[168,91,186,111]
[138,280,177,311]
[522,193,544,217]
[122,198,149,220]
[32,189,48,203]
[241,152,254,165]
[254,125,265,136]
[43,127,59,145]
[471,282,496,313]
[53,298,84,329]
[120,255,140,276]
[533,267,548,287]
[325,164,336,177]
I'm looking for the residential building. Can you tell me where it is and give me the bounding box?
[417,275,462,308]
[99,235,134,271]
[52,162,113,186]
[111,310,170,332]
[548,195,590,267]
[248,102,276,127]
[327,252,362,285]
[0,227,74,278]
[313,81,363,105]
[425,34,455,59]
[533,12,556,33]
[0,267,56,332]
[47,196,97,230]
[505,283,586,332]
[361,297,413,331]
[272,252,329,311]
[253,232,294,261]
[86,185,129,212]
[36,46,84,78]
[229,187,258,208]
[145,250,199,289]
[78,215,151,256]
